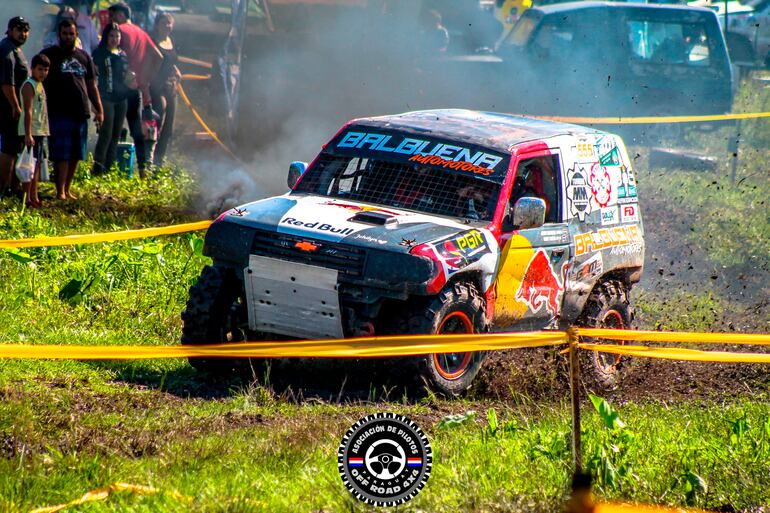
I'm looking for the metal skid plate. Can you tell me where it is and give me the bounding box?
[244,255,344,339]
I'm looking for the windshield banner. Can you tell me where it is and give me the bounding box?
[330,128,510,181]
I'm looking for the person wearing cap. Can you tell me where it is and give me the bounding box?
[41,19,103,200]
[108,2,162,177]
[0,16,30,197]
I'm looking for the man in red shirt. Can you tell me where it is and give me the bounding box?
[108,2,161,177]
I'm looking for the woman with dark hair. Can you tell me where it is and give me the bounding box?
[150,12,180,166]
[92,22,134,175]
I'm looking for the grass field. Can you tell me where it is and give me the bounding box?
[0,116,769,512]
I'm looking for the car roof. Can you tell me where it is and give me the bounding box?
[349,109,603,153]
[532,1,716,15]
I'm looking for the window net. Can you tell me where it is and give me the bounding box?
[294,154,501,221]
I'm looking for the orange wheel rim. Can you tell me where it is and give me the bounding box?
[434,311,474,380]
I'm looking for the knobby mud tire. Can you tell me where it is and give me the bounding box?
[181,265,265,378]
[405,282,487,397]
[577,280,634,393]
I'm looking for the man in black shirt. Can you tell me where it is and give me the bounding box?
[0,16,29,195]
[42,19,103,200]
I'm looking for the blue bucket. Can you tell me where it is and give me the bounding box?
[116,142,135,178]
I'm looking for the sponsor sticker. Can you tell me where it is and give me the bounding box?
[574,140,596,162]
[610,243,643,256]
[618,166,638,199]
[338,413,432,507]
[515,250,565,317]
[600,206,619,226]
[280,217,355,236]
[589,163,612,208]
[574,225,643,256]
[541,228,569,244]
[354,234,388,245]
[566,166,593,221]
[433,229,490,274]
[619,203,639,223]
[336,131,503,174]
[570,252,603,282]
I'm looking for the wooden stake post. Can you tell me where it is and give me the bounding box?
[568,328,582,473]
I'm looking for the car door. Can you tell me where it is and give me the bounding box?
[493,150,571,329]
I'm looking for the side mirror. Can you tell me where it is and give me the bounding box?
[511,196,546,230]
[287,161,308,189]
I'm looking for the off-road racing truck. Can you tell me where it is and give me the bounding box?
[182,110,645,395]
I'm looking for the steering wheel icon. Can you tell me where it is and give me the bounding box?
[364,439,406,479]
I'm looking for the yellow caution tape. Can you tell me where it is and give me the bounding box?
[0,332,568,360]
[578,343,770,363]
[0,220,211,249]
[177,82,245,164]
[534,112,770,124]
[30,482,188,513]
[596,502,706,513]
[578,329,770,346]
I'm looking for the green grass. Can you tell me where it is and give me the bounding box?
[1,380,769,512]
[0,123,768,511]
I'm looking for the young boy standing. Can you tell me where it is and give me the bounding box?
[18,53,50,208]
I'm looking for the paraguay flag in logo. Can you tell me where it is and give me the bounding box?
[348,457,364,467]
[407,457,423,467]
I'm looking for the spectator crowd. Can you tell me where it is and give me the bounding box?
[1,1,180,208]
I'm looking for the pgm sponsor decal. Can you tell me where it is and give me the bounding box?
[600,207,618,226]
[619,203,639,223]
[574,225,643,256]
[515,250,566,317]
[570,252,603,282]
[354,234,388,245]
[589,163,612,208]
[281,217,355,236]
[566,166,593,221]
[433,230,490,274]
[337,131,504,172]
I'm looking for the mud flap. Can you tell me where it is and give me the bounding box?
[244,255,344,339]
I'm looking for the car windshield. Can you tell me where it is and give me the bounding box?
[293,154,502,221]
[627,18,713,66]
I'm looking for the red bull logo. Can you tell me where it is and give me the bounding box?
[515,250,564,317]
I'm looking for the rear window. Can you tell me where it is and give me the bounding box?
[627,19,712,66]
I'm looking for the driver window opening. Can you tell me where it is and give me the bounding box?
[510,155,561,224]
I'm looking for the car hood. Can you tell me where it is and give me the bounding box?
[216,194,487,253]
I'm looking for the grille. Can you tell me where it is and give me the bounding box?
[251,230,366,277]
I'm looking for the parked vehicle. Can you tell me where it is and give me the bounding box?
[493,1,734,143]
[716,0,770,65]
[183,110,646,395]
